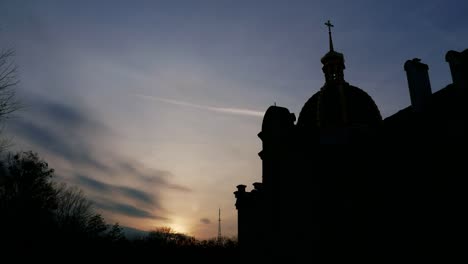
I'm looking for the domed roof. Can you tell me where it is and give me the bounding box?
[297,83,382,130]
[321,50,345,65]
[262,106,296,132]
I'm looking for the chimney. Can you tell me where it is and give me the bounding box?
[235,185,247,194]
[404,58,432,112]
[446,49,468,88]
[253,182,263,191]
[234,185,247,209]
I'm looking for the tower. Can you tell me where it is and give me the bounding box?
[217,208,222,243]
[297,20,382,142]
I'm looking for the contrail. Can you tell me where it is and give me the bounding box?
[135,94,265,118]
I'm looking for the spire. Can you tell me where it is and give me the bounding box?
[217,208,222,243]
[321,20,345,83]
[325,20,335,52]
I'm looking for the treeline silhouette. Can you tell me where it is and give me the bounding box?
[0,151,238,263]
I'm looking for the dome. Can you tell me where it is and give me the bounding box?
[321,50,345,66]
[297,83,382,130]
[261,106,296,132]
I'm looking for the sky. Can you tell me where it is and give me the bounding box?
[1,0,467,239]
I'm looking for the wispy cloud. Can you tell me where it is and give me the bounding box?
[9,118,108,171]
[118,161,191,192]
[76,174,158,207]
[93,199,167,220]
[135,94,265,117]
[8,98,189,222]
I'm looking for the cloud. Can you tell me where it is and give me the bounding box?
[7,98,188,221]
[32,100,102,131]
[9,119,57,151]
[77,174,158,207]
[77,174,111,192]
[117,186,155,206]
[94,200,167,220]
[8,118,108,171]
[200,218,211,225]
[118,161,191,192]
[135,94,265,117]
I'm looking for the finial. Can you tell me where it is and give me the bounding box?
[325,20,335,52]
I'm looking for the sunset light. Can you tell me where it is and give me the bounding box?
[1,1,466,262]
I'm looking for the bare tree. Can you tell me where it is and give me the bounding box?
[0,49,18,119]
[55,183,117,239]
[55,183,93,231]
[0,49,19,151]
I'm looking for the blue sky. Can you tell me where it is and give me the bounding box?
[2,0,467,238]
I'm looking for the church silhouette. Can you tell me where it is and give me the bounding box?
[234,21,467,262]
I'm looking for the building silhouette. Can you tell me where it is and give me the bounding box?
[234,22,467,262]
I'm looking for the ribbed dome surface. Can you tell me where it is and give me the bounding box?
[297,83,382,130]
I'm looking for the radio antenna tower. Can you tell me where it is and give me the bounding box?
[217,208,222,243]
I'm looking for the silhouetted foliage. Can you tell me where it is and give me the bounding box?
[0,151,238,262]
[0,151,58,247]
[107,223,126,243]
[0,152,125,250]
[147,226,197,248]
